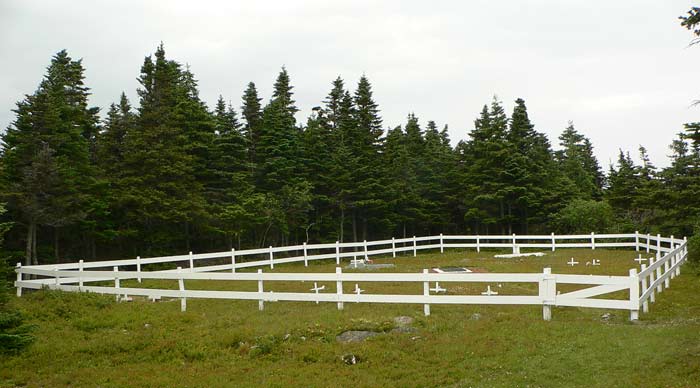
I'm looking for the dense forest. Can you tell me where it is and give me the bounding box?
[1,42,699,265]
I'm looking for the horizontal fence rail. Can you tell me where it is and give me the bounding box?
[14,233,688,321]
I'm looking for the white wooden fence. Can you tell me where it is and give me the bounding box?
[14,232,688,321]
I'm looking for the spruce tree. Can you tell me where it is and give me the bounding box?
[1,50,98,264]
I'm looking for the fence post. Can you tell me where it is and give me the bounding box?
[440,233,444,254]
[392,237,396,258]
[640,264,649,313]
[646,233,650,253]
[648,256,656,303]
[656,234,661,253]
[336,267,344,310]
[635,231,639,251]
[423,269,430,316]
[269,246,274,269]
[664,255,671,289]
[413,236,417,257]
[551,233,555,252]
[512,234,517,254]
[257,269,264,311]
[591,232,595,250]
[53,267,59,288]
[136,255,142,283]
[231,248,236,273]
[363,240,368,260]
[540,267,555,321]
[177,266,186,312]
[629,268,639,321]
[335,241,340,264]
[669,247,676,280]
[113,266,120,302]
[303,243,308,267]
[78,259,84,289]
[476,235,480,253]
[15,263,22,297]
[189,251,194,272]
[655,252,663,294]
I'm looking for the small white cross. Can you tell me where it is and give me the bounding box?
[592,259,601,266]
[634,254,647,264]
[310,282,325,304]
[354,283,364,302]
[430,282,447,293]
[481,285,498,296]
[567,258,579,266]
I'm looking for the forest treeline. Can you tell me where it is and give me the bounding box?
[2,44,700,265]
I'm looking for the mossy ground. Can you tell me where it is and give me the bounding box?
[2,248,699,387]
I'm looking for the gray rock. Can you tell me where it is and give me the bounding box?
[336,330,380,343]
[393,316,414,327]
[470,313,482,320]
[391,326,418,334]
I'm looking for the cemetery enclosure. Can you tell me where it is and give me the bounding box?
[14,233,688,321]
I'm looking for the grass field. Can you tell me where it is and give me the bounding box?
[2,248,699,388]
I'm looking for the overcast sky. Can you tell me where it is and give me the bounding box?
[1,0,699,168]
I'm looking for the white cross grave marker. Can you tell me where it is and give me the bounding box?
[634,254,647,265]
[567,257,579,266]
[353,283,364,302]
[430,282,447,293]
[592,259,601,266]
[310,282,325,304]
[481,285,499,296]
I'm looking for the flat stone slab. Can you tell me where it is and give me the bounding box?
[344,263,395,270]
[393,316,414,327]
[494,252,546,258]
[336,331,380,343]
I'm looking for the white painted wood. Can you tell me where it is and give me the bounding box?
[656,252,663,294]
[413,236,417,257]
[477,235,481,253]
[189,251,194,272]
[392,237,396,258]
[269,246,274,269]
[440,233,444,253]
[646,233,651,253]
[113,266,120,302]
[635,231,639,252]
[257,269,264,311]
[336,267,343,310]
[136,255,141,283]
[557,284,628,299]
[423,269,430,316]
[629,268,639,320]
[231,248,236,273]
[178,267,186,312]
[591,232,595,250]
[640,264,649,313]
[15,263,22,297]
[78,260,84,289]
[335,241,340,264]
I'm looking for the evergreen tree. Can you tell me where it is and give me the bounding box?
[0,50,98,264]
[555,122,604,199]
[241,82,262,168]
[119,44,206,254]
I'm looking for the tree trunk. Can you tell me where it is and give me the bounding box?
[25,222,34,266]
[352,210,357,243]
[54,227,60,263]
[184,221,191,252]
[339,207,345,243]
[32,224,38,265]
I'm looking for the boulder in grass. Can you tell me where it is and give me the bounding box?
[393,316,414,327]
[336,331,380,343]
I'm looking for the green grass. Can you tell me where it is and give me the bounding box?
[2,249,699,388]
